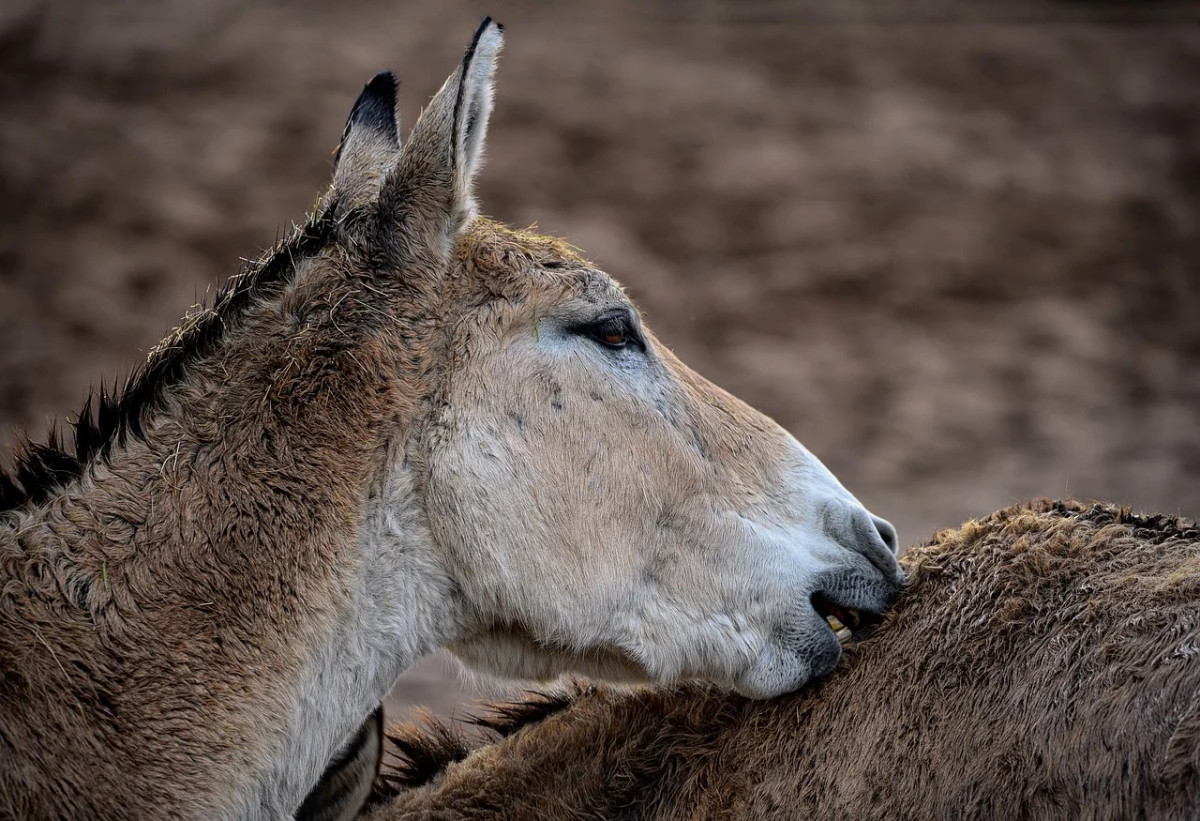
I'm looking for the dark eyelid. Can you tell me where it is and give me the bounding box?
[574,308,644,350]
[593,308,633,326]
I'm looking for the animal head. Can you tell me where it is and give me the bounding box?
[0,20,901,703]
[328,20,903,698]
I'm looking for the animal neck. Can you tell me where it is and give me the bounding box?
[246,457,464,817]
[0,313,461,818]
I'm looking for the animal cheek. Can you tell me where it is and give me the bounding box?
[639,550,676,589]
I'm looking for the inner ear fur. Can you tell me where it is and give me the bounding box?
[387,18,504,244]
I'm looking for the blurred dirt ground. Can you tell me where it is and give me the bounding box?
[1,0,1198,719]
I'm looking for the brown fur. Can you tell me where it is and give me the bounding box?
[366,499,1200,819]
[0,214,601,819]
[0,208,393,817]
[0,30,563,816]
[0,21,902,819]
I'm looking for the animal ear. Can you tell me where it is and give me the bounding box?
[450,17,503,208]
[389,18,503,237]
[332,72,402,205]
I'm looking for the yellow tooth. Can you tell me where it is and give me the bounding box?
[825,614,853,642]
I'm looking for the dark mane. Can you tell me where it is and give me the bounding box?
[0,205,340,515]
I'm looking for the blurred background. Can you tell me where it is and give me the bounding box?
[1,0,1197,719]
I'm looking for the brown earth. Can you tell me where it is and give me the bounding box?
[1,0,1198,720]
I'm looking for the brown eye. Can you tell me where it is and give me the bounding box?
[582,312,640,351]
[601,328,626,346]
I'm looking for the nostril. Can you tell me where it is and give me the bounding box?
[871,515,899,555]
[824,504,902,577]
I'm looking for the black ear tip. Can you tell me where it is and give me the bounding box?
[460,18,501,78]
[348,71,399,135]
[472,16,502,43]
[335,71,399,163]
[364,71,398,99]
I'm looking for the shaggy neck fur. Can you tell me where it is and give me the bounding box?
[0,242,459,818]
[0,133,486,813]
[252,459,464,817]
[3,19,504,819]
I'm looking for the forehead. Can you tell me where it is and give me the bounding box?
[454,219,627,310]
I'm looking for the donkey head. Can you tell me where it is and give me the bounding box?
[327,20,903,700]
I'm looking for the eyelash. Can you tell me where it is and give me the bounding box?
[581,313,641,351]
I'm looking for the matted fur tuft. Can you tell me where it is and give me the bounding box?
[373,711,474,799]
[465,681,590,739]
[370,681,593,803]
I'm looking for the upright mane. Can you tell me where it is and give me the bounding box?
[0,206,340,514]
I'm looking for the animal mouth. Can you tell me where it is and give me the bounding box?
[810,592,879,643]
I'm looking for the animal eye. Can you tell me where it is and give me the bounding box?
[583,312,639,350]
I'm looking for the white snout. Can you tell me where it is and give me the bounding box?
[727,447,904,698]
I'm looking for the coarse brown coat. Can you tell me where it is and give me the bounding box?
[0,20,902,820]
[364,499,1200,820]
